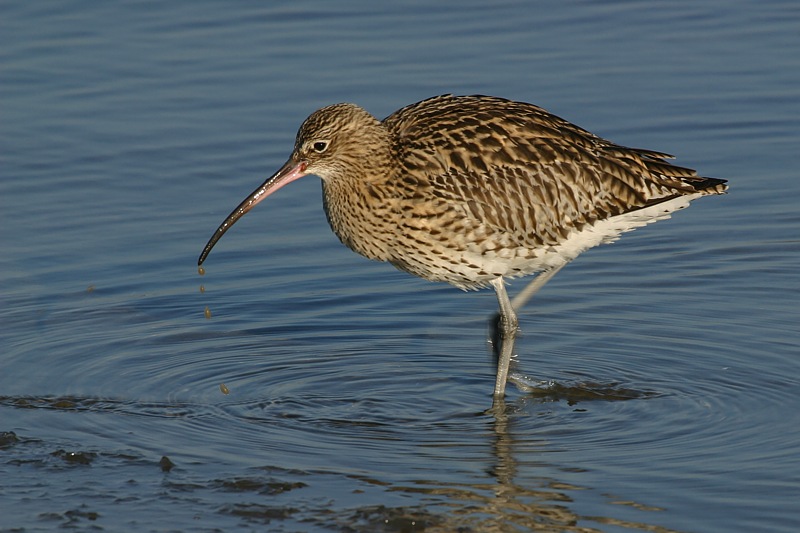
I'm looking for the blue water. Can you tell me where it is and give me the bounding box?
[2,1,799,531]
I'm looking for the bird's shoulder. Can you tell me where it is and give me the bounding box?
[383,94,604,150]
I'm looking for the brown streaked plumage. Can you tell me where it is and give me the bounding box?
[198,94,727,397]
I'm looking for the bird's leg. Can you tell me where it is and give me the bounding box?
[491,277,518,334]
[510,262,567,312]
[490,277,518,397]
[490,263,568,397]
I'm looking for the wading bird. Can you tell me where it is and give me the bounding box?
[199,95,726,397]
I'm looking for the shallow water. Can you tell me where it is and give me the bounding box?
[2,1,799,531]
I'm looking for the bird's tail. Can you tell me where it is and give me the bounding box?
[686,176,728,195]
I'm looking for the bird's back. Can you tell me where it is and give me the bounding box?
[362,95,726,288]
[383,95,726,213]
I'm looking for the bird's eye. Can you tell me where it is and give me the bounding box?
[312,141,329,153]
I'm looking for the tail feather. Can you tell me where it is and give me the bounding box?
[685,176,728,195]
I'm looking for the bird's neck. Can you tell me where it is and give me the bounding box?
[321,168,397,264]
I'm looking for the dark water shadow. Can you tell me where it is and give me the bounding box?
[0,378,677,533]
[489,312,660,407]
[517,379,660,405]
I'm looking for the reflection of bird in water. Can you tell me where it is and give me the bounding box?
[198,94,727,397]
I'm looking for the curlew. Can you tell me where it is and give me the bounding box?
[198,94,727,397]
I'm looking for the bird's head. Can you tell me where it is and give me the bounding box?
[198,103,390,266]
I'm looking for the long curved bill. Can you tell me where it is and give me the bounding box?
[198,159,308,265]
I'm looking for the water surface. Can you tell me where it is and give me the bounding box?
[2,1,799,531]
